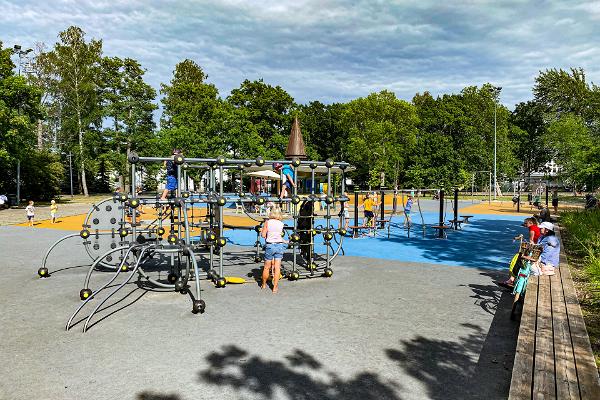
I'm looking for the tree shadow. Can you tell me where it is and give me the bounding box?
[386,279,519,400]
[197,346,403,400]
[136,392,181,400]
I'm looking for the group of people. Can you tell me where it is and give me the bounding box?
[23,200,59,227]
[357,192,413,231]
[500,216,561,288]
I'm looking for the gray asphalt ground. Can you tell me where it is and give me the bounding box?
[0,225,518,400]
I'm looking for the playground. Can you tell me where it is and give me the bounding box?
[0,206,519,399]
[0,189,526,399]
[3,13,600,397]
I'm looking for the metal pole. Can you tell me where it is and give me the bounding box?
[16,159,20,205]
[493,102,497,200]
[353,190,359,238]
[379,190,385,228]
[453,188,458,230]
[438,190,445,239]
[488,172,492,204]
[69,153,73,197]
[517,183,521,213]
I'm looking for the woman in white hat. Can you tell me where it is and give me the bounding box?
[525,221,560,276]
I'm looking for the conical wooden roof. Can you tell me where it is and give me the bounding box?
[285,117,307,160]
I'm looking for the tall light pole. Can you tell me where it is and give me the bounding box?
[493,86,502,200]
[68,152,74,198]
[11,45,33,205]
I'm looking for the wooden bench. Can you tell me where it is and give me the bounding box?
[460,215,473,223]
[431,225,451,238]
[348,225,369,238]
[448,218,464,230]
[509,228,600,399]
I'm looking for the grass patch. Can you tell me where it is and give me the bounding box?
[561,209,600,368]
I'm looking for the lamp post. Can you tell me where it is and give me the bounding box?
[67,152,74,198]
[493,86,502,200]
[12,45,33,76]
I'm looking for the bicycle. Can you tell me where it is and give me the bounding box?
[510,235,542,320]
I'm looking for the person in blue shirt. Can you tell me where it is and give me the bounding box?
[160,149,182,200]
[403,195,413,227]
[274,163,296,198]
[524,221,560,276]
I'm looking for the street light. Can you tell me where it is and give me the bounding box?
[11,44,33,76]
[493,86,502,200]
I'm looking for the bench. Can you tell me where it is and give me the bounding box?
[509,228,600,399]
[431,225,451,238]
[348,225,369,238]
[447,218,464,230]
[460,215,473,223]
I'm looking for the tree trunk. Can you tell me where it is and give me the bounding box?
[77,116,88,196]
[37,120,43,149]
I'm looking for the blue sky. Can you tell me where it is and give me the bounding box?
[1,0,599,108]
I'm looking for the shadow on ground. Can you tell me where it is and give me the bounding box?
[196,346,402,399]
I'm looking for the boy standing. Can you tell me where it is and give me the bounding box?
[403,195,413,227]
[25,201,35,227]
[50,200,58,223]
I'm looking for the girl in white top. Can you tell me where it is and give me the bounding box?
[260,206,287,293]
[25,200,35,227]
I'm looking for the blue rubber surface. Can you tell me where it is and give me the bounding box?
[216,211,527,270]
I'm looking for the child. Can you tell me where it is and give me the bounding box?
[160,149,182,200]
[50,200,58,224]
[552,190,559,214]
[274,163,296,199]
[360,193,375,228]
[403,195,413,227]
[342,191,350,231]
[260,207,287,293]
[25,201,35,227]
[524,217,541,244]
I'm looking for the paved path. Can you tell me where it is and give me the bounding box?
[0,226,518,400]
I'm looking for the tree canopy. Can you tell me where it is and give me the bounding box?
[1,25,597,199]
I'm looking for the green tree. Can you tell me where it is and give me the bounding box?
[342,91,418,187]
[227,79,295,159]
[509,101,552,181]
[99,56,157,191]
[533,68,600,188]
[0,41,63,200]
[43,26,103,196]
[546,114,598,190]
[295,101,346,160]
[159,59,221,157]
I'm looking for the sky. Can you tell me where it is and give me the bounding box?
[1,0,599,109]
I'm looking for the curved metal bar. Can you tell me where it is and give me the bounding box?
[66,245,139,330]
[83,245,131,290]
[330,232,345,261]
[188,248,202,300]
[82,246,150,332]
[40,233,81,272]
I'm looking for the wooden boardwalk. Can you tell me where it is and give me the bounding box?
[509,229,600,399]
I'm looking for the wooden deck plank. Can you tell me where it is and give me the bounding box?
[534,275,556,399]
[560,264,600,400]
[509,277,539,400]
[550,269,580,399]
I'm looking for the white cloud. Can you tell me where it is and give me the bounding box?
[1,0,599,109]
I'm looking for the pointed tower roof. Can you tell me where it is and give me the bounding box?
[285,117,307,160]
